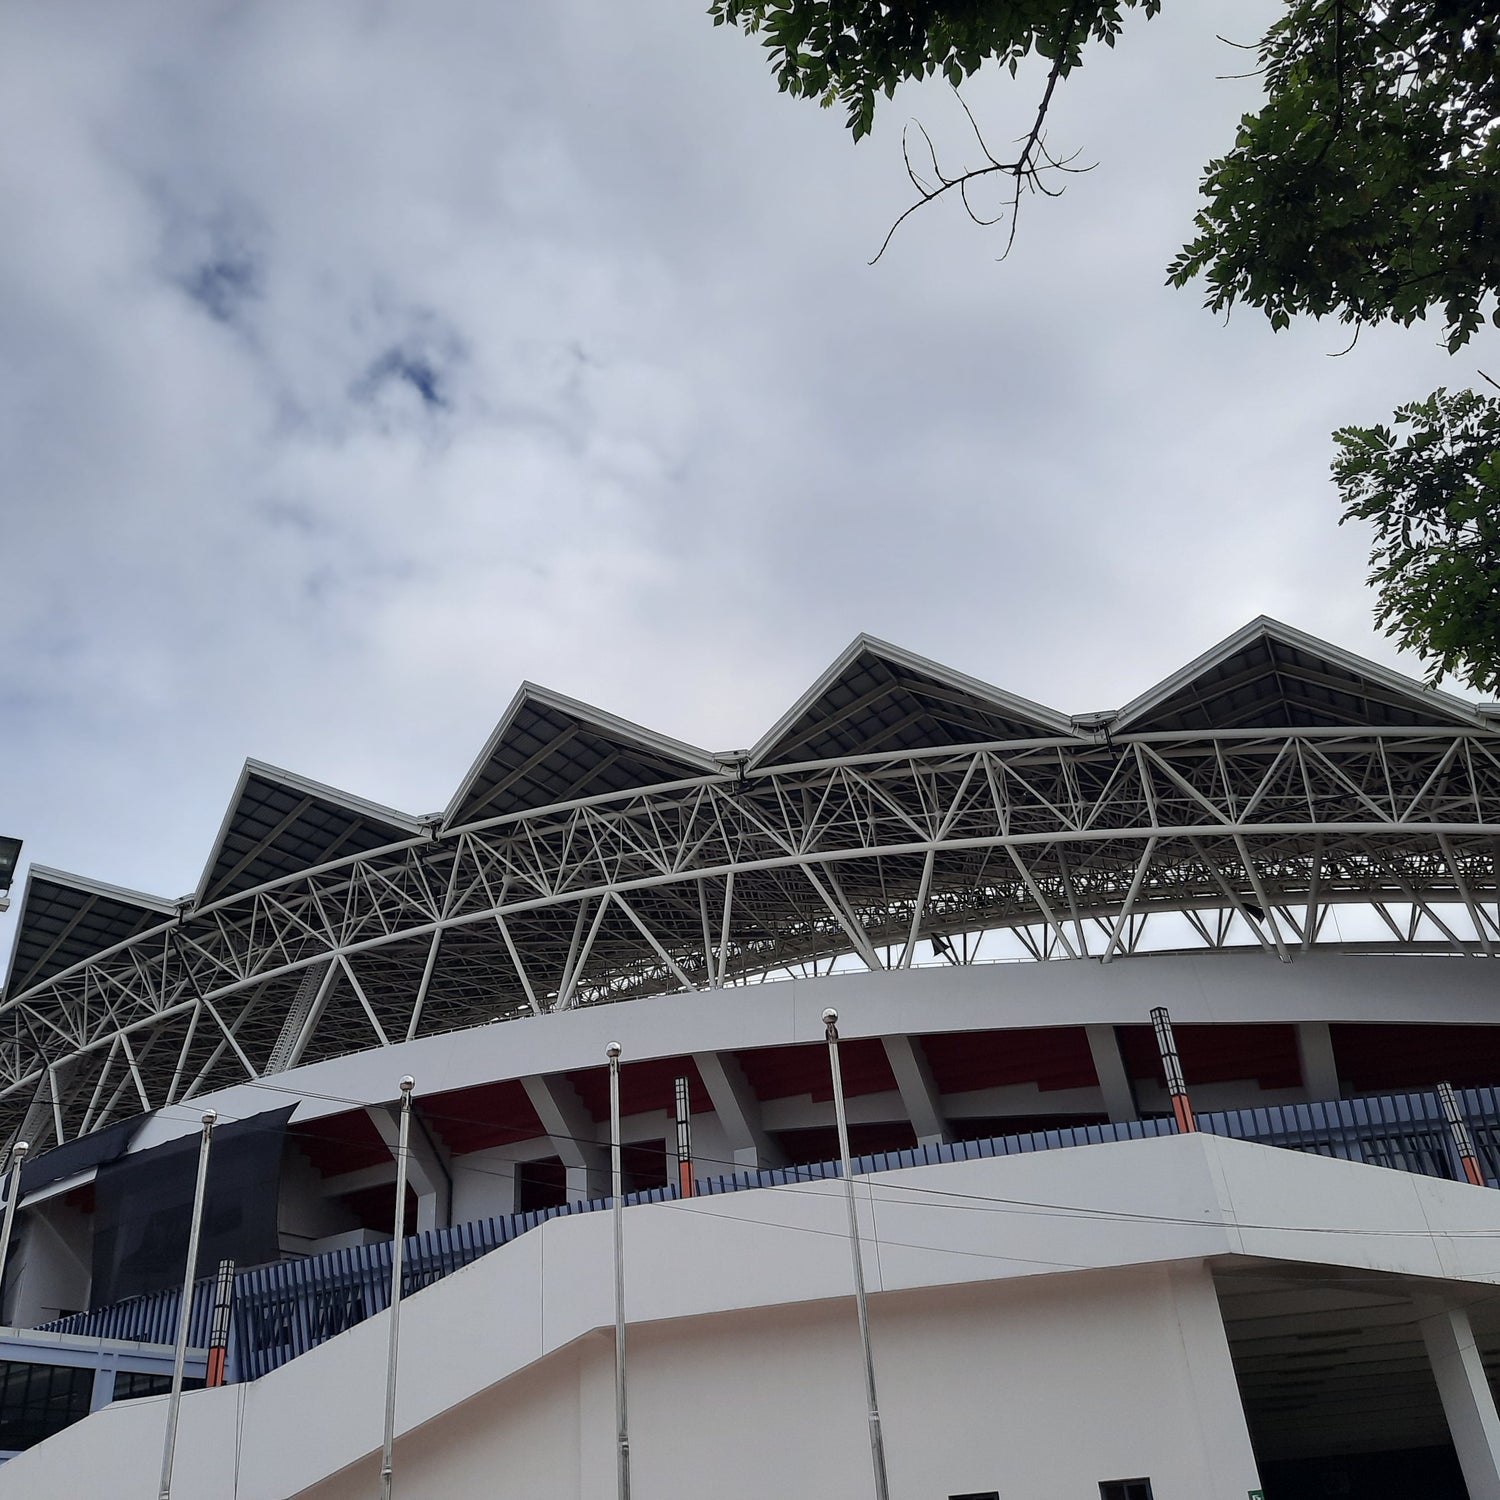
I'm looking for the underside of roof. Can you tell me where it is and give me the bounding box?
[445,686,719,829]
[1113,618,1486,734]
[3,868,175,1000]
[197,762,421,905]
[750,635,1072,768]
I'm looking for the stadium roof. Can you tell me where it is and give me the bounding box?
[196,761,423,905]
[748,634,1072,767]
[3,868,177,999]
[1113,617,1488,734]
[4,617,1491,1005]
[443,684,721,829]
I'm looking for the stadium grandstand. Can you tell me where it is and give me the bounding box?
[2,616,1500,1499]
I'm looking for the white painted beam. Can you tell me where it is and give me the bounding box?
[1085,1025,1138,1124]
[366,1103,452,1232]
[691,1051,782,1169]
[521,1074,608,1199]
[1295,1020,1341,1101]
[881,1035,947,1146]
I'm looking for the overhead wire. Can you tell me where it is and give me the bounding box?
[112,1071,1500,1247]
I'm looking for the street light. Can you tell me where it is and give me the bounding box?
[0,836,21,914]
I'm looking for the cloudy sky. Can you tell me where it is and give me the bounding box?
[0,1,1477,939]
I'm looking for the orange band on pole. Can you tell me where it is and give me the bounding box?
[1463,1155,1485,1187]
[1171,1094,1196,1135]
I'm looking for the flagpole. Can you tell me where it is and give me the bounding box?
[379,1076,416,1500]
[159,1110,216,1500]
[0,1140,29,1326]
[607,1040,631,1500]
[823,1008,891,1500]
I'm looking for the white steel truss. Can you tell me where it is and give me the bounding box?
[4,724,1500,1146]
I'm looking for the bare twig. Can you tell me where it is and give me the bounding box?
[869,1,1089,265]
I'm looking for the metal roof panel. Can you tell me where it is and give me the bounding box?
[1113,618,1488,734]
[443,685,719,829]
[3,867,176,999]
[195,761,422,905]
[748,635,1074,768]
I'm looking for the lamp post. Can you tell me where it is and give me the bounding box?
[0,835,22,914]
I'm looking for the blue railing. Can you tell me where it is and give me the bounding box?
[43,1084,1500,1380]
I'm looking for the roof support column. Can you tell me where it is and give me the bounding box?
[1419,1299,1500,1500]
[1086,1025,1139,1124]
[521,1074,608,1200]
[881,1035,947,1146]
[1296,1021,1341,1102]
[366,1101,451,1233]
[691,1051,782,1169]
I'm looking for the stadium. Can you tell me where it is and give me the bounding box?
[3,615,1500,1499]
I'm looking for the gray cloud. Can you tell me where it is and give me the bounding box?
[0,0,1477,945]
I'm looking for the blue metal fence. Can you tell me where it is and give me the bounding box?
[42,1084,1500,1382]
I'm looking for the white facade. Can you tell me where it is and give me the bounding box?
[4,620,1500,1496]
[9,1128,1500,1498]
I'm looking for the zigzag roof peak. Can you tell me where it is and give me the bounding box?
[195,760,422,906]
[3,867,176,1000]
[444,684,719,829]
[748,634,1073,769]
[1113,616,1488,735]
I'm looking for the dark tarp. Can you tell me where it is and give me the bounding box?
[89,1106,295,1308]
[18,1114,148,1197]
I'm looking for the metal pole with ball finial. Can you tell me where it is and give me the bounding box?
[379,1076,417,1500]
[159,1110,216,1500]
[607,1040,632,1500]
[824,1008,891,1500]
[0,1140,30,1325]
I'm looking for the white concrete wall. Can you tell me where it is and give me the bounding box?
[128,951,1500,1150]
[299,1262,1257,1500]
[12,1133,1500,1499]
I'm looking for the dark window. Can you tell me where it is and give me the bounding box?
[0,1359,94,1451]
[111,1371,205,1402]
[950,1493,1000,1500]
[516,1155,568,1214]
[1100,1481,1154,1500]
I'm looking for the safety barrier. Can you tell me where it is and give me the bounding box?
[43,1084,1500,1380]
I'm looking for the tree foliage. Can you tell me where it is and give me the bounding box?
[711,0,1500,693]
[708,1,1160,141]
[1335,388,1500,693]
[1168,2,1500,352]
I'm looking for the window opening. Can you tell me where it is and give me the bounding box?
[1100,1480,1154,1500]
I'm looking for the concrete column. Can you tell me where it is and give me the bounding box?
[691,1051,782,1169]
[1419,1300,1500,1500]
[521,1075,608,1200]
[1296,1021,1341,1101]
[1167,1262,1264,1500]
[1086,1025,1139,1124]
[366,1103,452,1233]
[882,1035,948,1146]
